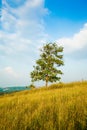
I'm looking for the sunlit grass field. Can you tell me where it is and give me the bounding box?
[0,81,87,130]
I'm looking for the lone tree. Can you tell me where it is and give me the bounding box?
[30,43,64,87]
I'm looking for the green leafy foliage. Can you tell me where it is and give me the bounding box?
[30,43,64,86]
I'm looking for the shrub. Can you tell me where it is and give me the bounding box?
[49,82,64,89]
[29,84,36,89]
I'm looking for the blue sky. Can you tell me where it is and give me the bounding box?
[0,0,87,87]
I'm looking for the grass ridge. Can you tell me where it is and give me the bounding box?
[0,81,87,130]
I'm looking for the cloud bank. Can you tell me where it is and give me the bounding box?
[0,0,48,55]
[0,0,49,87]
[0,0,87,86]
[57,23,87,54]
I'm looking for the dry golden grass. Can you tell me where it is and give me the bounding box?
[0,81,87,130]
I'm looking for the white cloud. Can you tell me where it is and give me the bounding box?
[4,66,18,77]
[0,0,49,55]
[0,66,18,78]
[0,0,49,86]
[57,23,87,53]
[0,31,31,54]
[0,66,27,87]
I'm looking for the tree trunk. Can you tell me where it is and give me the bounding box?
[46,80,48,87]
[45,76,48,87]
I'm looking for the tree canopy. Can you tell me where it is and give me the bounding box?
[30,43,64,87]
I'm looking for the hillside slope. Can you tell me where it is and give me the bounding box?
[0,81,87,130]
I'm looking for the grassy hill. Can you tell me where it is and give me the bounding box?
[0,81,87,130]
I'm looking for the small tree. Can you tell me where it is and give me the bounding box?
[30,43,64,87]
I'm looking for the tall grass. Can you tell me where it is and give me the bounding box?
[0,81,87,130]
